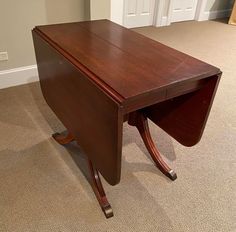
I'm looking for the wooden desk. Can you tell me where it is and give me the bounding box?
[32,20,221,218]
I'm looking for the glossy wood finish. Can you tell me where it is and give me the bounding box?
[32,20,221,218]
[34,20,220,112]
[53,132,113,218]
[87,160,113,218]
[33,31,123,186]
[128,111,177,180]
[144,75,221,146]
[52,132,75,145]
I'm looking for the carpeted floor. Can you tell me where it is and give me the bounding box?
[0,19,236,232]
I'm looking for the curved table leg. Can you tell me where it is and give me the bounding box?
[52,132,75,145]
[52,131,113,218]
[88,160,114,218]
[128,112,177,181]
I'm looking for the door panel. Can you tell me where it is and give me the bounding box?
[141,0,152,14]
[124,0,155,28]
[127,0,138,16]
[171,0,198,23]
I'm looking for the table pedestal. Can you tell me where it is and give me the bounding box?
[52,132,113,218]
[128,111,177,181]
[52,109,177,218]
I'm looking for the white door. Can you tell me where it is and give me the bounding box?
[171,0,198,23]
[123,0,156,28]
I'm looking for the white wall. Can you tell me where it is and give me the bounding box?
[163,0,170,16]
[162,0,234,17]
[0,0,85,71]
[157,0,234,25]
[111,0,124,25]
[0,0,85,89]
[90,0,110,20]
[201,0,234,21]
[205,0,234,11]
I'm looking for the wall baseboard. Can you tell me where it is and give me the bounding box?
[161,16,168,26]
[0,65,39,89]
[199,9,232,21]
[156,16,170,27]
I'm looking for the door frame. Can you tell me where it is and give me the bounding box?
[155,0,207,27]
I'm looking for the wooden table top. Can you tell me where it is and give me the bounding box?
[35,20,220,104]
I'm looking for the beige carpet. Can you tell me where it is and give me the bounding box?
[0,19,236,232]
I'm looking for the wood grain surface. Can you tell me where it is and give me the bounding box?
[32,20,221,185]
[34,20,221,112]
[144,75,221,146]
[33,32,123,185]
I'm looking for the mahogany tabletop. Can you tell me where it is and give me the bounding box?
[34,20,220,105]
[32,20,221,199]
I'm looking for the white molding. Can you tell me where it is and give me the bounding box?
[111,0,124,26]
[161,16,168,26]
[195,0,207,21]
[155,0,165,26]
[199,9,232,21]
[159,0,231,26]
[168,0,206,24]
[167,0,173,26]
[155,0,172,27]
[0,65,39,89]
